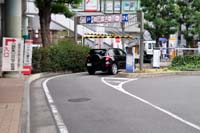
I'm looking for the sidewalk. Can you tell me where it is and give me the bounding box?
[0,77,25,133]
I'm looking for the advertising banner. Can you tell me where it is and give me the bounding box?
[85,0,98,11]
[2,37,24,71]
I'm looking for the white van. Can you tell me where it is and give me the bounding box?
[143,40,156,62]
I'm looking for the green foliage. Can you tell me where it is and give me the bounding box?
[32,40,90,73]
[141,0,200,47]
[176,0,195,47]
[170,55,200,71]
[35,0,81,17]
[192,0,200,40]
[141,0,180,40]
[34,0,82,46]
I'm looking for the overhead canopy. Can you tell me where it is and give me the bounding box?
[159,37,167,42]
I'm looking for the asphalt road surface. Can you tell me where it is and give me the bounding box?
[44,72,200,133]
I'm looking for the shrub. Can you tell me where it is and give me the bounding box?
[32,39,90,73]
[170,55,200,71]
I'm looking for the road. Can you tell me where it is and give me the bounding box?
[41,72,200,133]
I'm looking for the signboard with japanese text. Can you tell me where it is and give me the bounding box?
[78,14,128,24]
[24,40,33,66]
[72,0,140,13]
[2,37,24,71]
[22,40,33,75]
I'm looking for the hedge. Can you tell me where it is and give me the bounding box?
[32,40,90,73]
[170,55,200,71]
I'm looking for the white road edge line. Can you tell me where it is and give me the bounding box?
[101,77,200,131]
[43,74,71,133]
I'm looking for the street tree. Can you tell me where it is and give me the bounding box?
[35,0,81,47]
[192,0,200,42]
[176,0,195,47]
[141,0,180,45]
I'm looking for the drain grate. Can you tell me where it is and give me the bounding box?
[68,98,91,103]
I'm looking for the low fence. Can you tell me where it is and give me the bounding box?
[160,47,200,61]
[151,47,200,68]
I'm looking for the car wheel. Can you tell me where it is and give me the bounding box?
[110,63,118,75]
[88,68,95,75]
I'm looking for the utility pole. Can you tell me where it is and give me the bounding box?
[121,22,125,50]
[139,11,144,71]
[74,15,78,43]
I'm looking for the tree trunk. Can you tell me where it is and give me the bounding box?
[39,6,51,47]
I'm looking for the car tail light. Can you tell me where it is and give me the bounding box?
[105,55,111,61]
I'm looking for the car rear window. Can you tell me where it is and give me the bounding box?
[89,49,106,56]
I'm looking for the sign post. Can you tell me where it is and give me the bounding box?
[22,40,33,75]
[2,37,24,72]
[126,47,135,72]
[198,42,200,54]
[153,49,161,68]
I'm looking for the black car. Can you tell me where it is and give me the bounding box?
[86,48,126,75]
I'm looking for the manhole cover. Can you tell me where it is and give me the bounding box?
[68,98,91,103]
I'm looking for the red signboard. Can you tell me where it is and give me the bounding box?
[115,37,121,43]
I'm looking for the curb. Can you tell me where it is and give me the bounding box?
[118,71,200,78]
[20,72,61,133]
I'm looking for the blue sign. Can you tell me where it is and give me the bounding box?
[86,16,92,24]
[122,14,128,22]
[126,47,135,72]
[159,37,167,42]
[126,54,135,72]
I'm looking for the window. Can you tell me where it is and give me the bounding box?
[108,49,114,56]
[119,49,126,56]
[122,0,139,13]
[113,49,120,56]
[148,43,152,49]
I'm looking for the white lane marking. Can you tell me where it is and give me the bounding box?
[102,77,200,131]
[43,75,71,133]
[42,72,86,133]
[106,81,123,83]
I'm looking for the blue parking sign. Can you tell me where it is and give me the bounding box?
[122,14,128,22]
[86,16,92,24]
